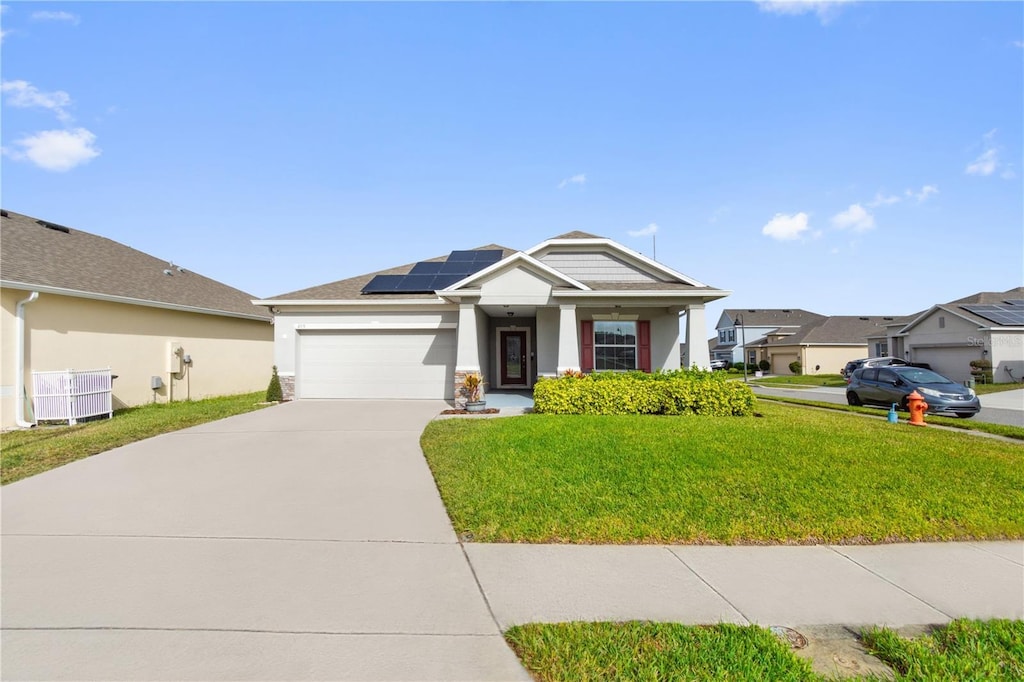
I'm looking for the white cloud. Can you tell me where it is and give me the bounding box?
[965,129,1007,177]
[761,212,810,241]
[909,184,938,202]
[755,0,854,24]
[831,203,875,232]
[3,127,100,172]
[31,10,80,25]
[867,192,901,207]
[628,222,659,237]
[557,173,586,189]
[2,79,74,122]
[966,149,998,176]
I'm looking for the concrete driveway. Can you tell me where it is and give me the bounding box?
[2,401,530,681]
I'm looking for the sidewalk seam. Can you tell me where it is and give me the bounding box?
[825,546,953,620]
[967,542,1024,568]
[663,547,752,625]
[458,544,506,634]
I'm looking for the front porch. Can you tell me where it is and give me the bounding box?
[452,302,712,407]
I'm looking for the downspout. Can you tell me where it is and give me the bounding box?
[15,291,39,428]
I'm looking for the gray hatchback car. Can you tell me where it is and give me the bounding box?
[846,366,981,418]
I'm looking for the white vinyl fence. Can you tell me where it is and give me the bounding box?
[32,368,113,425]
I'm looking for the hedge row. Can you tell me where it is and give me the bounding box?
[533,371,756,416]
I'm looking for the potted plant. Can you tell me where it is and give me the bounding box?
[463,372,486,412]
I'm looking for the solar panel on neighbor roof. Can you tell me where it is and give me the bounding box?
[963,304,1024,326]
[1003,299,1024,306]
[360,250,505,294]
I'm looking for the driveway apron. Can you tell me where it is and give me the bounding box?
[2,401,530,681]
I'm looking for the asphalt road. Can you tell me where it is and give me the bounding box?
[750,385,1024,428]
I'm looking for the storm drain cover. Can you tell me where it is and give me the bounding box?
[770,625,808,649]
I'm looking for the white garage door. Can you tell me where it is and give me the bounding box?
[298,330,456,399]
[913,347,978,383]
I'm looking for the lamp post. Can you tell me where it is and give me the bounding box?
[737,314,747,383]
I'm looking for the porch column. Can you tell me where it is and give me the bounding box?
[685,303,711,369]
[456,303,480,371]
[454,303,481,408]
[556,304,580,373]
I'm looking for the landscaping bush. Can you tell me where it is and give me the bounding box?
[788,360,802,375]
[970,359,994,384]
[759,359,771,372]
[533,371,755,416]
[265,365,283,402]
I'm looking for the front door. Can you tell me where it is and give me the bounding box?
[499,330,528,386]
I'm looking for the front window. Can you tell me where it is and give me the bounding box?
[728,329,736,343]
[594,321,637,370]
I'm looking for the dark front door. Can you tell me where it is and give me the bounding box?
[500,330,528,386]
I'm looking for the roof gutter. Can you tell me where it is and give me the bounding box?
[15,291,39,428]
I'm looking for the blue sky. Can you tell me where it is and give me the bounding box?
[3,1,1022,327]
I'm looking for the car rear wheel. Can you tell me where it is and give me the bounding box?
[847,392,861,406]
[899,397,909,411]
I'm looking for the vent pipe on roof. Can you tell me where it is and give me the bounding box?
[15,291,39,428]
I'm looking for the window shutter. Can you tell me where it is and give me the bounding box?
[581,320,594,373]
[638,320,651,373]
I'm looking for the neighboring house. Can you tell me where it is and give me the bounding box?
[255,232,729,404]
[869,288,1024,384]
[1,210,273,428]
[758,316,900,376]
[712,309,826,367]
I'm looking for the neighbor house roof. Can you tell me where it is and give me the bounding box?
[552,230,604,239]
[0,209,270,321]
[900,287,1024,332]
[720,309,826,328]
[766,316,896,346]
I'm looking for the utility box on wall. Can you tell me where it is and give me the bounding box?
[168,342,184,375]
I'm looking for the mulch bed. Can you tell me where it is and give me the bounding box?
[440,408,501,415]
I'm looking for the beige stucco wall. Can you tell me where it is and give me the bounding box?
[767,344,868,375]
[1,289,272,428]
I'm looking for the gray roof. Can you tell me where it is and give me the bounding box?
[721,308,826,328]
[271,244,518,300]
[552,230,604,240]
[938,287,1024,328]
[767,316,897,346]
[0,210,269,320]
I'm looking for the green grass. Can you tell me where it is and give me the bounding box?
[863,619,1024,681]
[505,622,816,682]
[756,395,1024,441]
[751,374,848,388]
[420,401,1024,544]
[504,619,1024,681]
[1,392,267,485]
[974,382,1024,395]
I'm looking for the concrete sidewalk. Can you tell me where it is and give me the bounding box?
[464,541,1023,630]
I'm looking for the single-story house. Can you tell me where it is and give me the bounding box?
[867,288,1024,383]
[1,209,273,428]
[710,309,826,367]
[758,316,899,375]
[255,232,729,404]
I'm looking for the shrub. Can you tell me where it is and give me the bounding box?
[533,372,755,416]
[969,359,993,383]
[463,372,485,402]
[759,360,771,372]
[265,365,283,402]
[788,360,802,375]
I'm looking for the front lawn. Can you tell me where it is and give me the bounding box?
[420,402,1024,544]
[506,622,815,681]
[751,373,848,388]
[506,619,1024,681]
[1,392,267,485]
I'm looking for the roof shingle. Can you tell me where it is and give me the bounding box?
[1,210,269,320]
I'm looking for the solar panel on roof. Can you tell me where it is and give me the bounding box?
[360,249,507,294]
[1003,299,1024,306]
[963,304,1024,326]
[361,275,406,292]
[410,261,443,274]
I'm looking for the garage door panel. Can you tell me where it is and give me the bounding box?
[298,331,455,399]
[914,347,978,383]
